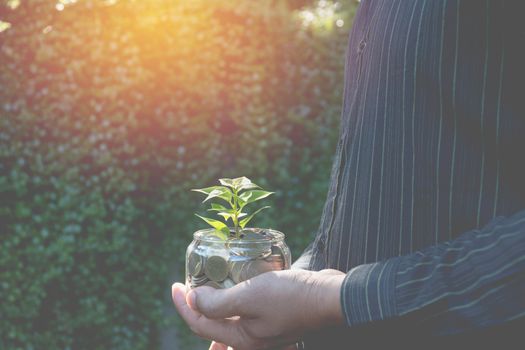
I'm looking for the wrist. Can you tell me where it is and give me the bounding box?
[325,274,345,324]
[313,271,345,325]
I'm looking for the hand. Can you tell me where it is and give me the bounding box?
[172,269,345,350]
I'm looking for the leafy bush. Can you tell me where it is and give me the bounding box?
[0,0,356,348]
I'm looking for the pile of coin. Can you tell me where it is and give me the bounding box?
[187,243,287,289]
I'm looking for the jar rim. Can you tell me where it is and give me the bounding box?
[193,227,285,244]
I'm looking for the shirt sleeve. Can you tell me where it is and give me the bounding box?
[291,241,314,270]
[340,209,525,335]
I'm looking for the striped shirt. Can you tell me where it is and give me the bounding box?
[297,0,525,347]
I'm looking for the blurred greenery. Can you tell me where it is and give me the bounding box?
[0,0,358,348]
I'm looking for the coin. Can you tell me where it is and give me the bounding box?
[221,278,236,289]
[204,255,229,282]
[246,259,275,280]
[267,262,284,271]
[229,260,246,284]
[265,253,284,262]
[265,255,284,269]
[190,275,209,288]
[203,280,223,289]
[188,251,204,277]
[268,244,288,269]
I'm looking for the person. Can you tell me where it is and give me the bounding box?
[172,0,525,348]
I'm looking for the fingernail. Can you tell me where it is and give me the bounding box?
[172,284,185,303]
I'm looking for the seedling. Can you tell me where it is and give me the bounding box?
[191,176,274,240]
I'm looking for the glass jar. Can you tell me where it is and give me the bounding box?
[185,228,291,290]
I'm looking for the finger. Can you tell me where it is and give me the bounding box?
[209,341,228,350]
[189,284,246,319]
[172,283,243,345]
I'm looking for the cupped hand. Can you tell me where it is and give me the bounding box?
[172,269,345,350]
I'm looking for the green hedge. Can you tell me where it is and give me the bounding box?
[0,0,356,348]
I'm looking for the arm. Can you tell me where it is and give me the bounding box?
[341,209,525,335]
[172,269,344,349]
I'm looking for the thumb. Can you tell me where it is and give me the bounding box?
[209,341,229,350]
[188,286,241,319]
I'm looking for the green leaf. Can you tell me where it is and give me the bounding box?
[217,212,233,221]
[191,186,225,196]
[207,203,229,212]
[219,176,260,192]
[217,211,247,221]
[239,206,270,228]
[237,193,249,209]
[194,214,227,230]
[238,190,274,205]
[208,227,229,241]
[195,214,229,240]
[234,176,258,191]
[208,204,237,216]
[218,178,234,188]
[192,186,232,203]
[238,182,260,191]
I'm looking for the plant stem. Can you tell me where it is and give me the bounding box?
[232,188,240,238]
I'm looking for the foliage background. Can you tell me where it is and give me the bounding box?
[0,0,358,348]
